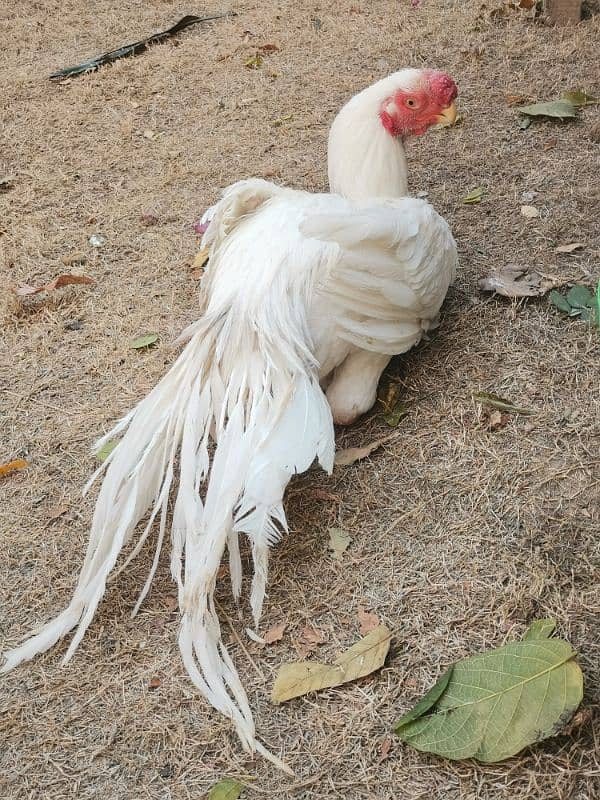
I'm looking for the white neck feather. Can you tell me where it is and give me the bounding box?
[327,75,409,204]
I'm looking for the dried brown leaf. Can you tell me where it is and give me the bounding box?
[271,625,391,703]
[301,626,326,645]
[13,274,94,296]
[148,676,161,690]
[334,433,398,467]
[478,265,562,298]
[263,623,286,644]
[554,242,584,254]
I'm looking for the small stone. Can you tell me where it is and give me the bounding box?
[64,319,83,331]
[88,234,105,247]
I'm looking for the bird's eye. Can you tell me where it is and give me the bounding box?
[406,98,416,108]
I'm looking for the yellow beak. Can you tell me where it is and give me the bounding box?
[435,101,458,127]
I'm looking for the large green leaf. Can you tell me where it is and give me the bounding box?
[518,100,577,120]
[395,623,583,763]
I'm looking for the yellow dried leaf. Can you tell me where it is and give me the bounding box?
[271,625,391,703]
[0,458,28,478]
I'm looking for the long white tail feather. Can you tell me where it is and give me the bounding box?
[2,301,333,771]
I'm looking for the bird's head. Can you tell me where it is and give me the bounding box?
[378,68,458,137]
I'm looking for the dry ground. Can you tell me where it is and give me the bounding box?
[1,1,599,798]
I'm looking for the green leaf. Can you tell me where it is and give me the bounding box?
[566,285,595,309]
[472,391,534,415]
[548,290,573,315]
[463,187,485,204]
[383,400,409,427]
[395,624,583,763]
[96,440,118,462]
[396,668,454,730]
[130,332,159,349]
[207,778,243,800]
[523,619,556,640]
[518,100,577,120]
[563,90,599,107]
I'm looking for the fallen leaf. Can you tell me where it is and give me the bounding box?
[462,187,485,204]
[395,620,583,762]
[96,440,118,462]
[378,737,392,763]
[473,391,534,416]
[300,626,326,645]
[13,274,94,296]
[562,90,598,107]
[549,290,574,315]
[0,458,28,479]
[522,618,556,640]
[60,251,87,266]
[518,100,577,120]
[272,625,391,703]
[48,504,69,521]
[543,137,557,150]
[549,286,597,324]
[554,242,584,254]
[334,433,398,467]
[478,264,560,298]
[208,778,243,800]
[566,285,596,310]
[259,43,279,53]
[328,527,351,560]
[263,623,286,644]
[357,607,380,635]
[148,676,161,690]
[520,205,539,218]
[130,333,159,349]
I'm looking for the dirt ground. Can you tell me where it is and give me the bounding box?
[1,1,599,798]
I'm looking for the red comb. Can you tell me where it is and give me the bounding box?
[425,70,458,106]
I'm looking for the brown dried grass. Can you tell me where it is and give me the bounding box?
[1,1,599,798]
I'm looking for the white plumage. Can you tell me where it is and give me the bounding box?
[3,68,458,769]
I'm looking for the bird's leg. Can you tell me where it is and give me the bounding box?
[325,350,390,426]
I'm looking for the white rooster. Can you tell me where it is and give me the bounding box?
[3,68,458,768]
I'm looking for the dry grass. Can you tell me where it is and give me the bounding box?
[1,1,600,798]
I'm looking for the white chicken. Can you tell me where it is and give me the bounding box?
[3,68,458,769]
